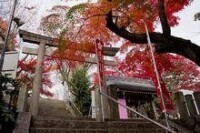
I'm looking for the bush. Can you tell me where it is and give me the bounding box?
[0,75,19,133]
[69,67,91,116]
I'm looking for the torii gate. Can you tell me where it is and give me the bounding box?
[19,29,119,118]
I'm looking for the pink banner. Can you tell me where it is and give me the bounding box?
[118,99,128,119]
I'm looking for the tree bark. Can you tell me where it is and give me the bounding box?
[158,0,171,36]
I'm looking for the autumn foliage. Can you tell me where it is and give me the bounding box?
[39,0,200,97]
[117,44,200,92]
[17,56,53,96]
[0,17,17,51]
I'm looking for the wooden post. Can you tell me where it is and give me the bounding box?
[29,42,46,117]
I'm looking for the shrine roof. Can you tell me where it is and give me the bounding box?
[106,76,156,93]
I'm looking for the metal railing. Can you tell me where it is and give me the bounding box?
[100,91,177,133]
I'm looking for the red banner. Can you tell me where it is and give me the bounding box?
[153,75,174,113]
[95,39,104,90]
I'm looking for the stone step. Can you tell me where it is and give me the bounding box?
[32,119,160,129]
[30,128,166,133]
[105,118,149,122]
[35,115,95,121]
[35,115,147,122]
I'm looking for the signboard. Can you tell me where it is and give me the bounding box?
[95,39,104,90]
[2,51,19,78]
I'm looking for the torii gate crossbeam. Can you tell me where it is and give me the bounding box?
[19,29,119,56]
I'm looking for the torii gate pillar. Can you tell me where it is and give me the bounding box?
[29,42,46,117]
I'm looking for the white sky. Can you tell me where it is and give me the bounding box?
[171,0,200,44]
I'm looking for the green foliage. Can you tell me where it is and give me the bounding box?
[0,75,19,132]
[66,3,87,20]
[57,30,68,51]
[69,67,91,116]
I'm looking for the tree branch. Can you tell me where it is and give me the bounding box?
[158,0,171,36]
[106,11,200,66]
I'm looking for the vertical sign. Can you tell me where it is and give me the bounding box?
[95,39,105,121]
[95,39,104,90]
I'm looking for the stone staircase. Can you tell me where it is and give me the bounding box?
[30,115,166,133]
[29,98,166,133]
[37,98,72,116]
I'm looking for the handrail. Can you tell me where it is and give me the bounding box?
[68,100,83,116]
[100,91,177,133]
[65,98,82,116]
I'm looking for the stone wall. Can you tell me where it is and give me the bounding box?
[179,115,200,133]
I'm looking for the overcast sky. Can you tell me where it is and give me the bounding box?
[170,0,200,44]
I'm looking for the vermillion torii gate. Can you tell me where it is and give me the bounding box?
[19,29,118,117]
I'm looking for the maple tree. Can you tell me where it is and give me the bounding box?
[17,55,53,96]
[49,0,199,66]
[40,5,70,37]
[39,1,199,85]
[103,0,200,66]
[117,44,200,92]
[42,1,200,80]
[35,0,200,114]
[0,17,17,51]
[39,0,200,96]
[40,5,96,88]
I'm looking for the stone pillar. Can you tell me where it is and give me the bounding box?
[108,85,119,119]
[17,84,28,112]
[174,92,190,119]
[101,80,109,119]
[30,42,46,117]
[185,94,198,116]
[95,88,103,121]
[91,90,96,118]
[194,92,200,113]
